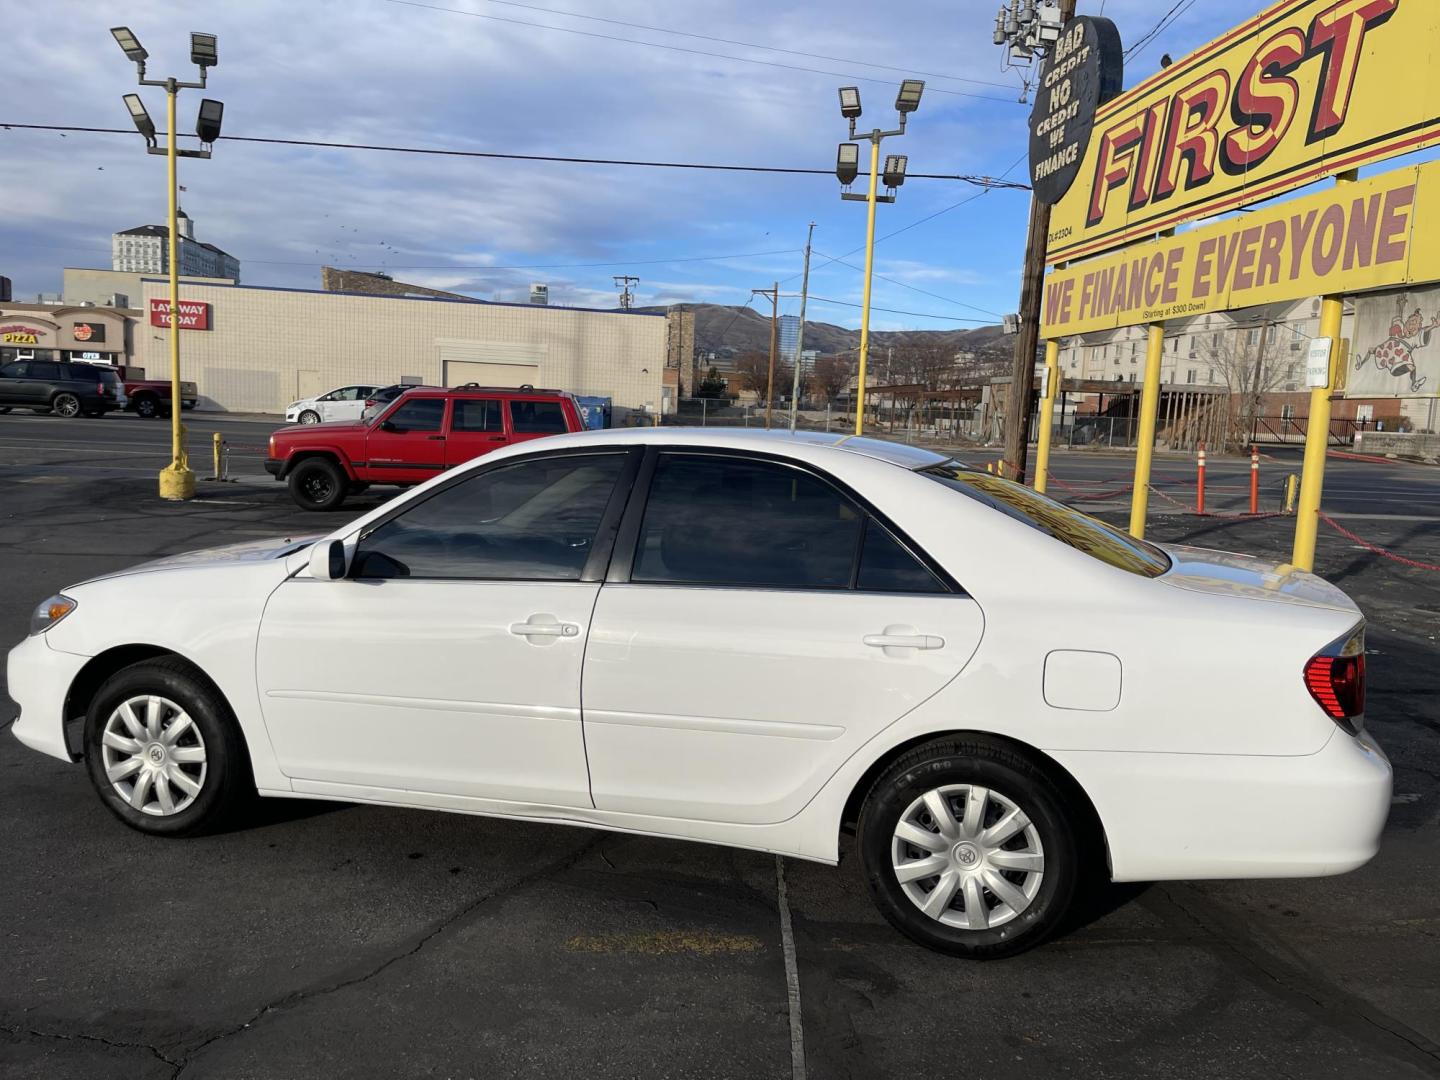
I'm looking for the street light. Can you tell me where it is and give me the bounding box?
[196,98,224,145]
[110,26,148,63]
[112,26,222,502]
[190,32,218,69]
[122,93,156,146]
[882,154,908,189]
[835,79,920,435]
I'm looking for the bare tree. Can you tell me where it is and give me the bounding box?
[1191,322,1292,449]
[734,350,792,404]
[811,356,852,403]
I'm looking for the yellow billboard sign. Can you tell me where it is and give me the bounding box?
[1046,0,1440,267]
[1042,161,1440,337]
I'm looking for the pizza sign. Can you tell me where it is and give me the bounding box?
[72,321,106,343]
[0,323,41,345]
[149,299,212,330]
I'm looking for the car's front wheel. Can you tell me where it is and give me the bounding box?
[83,658,253,836]
[288,457,347,511]
[298,409,321,425]
[858,736,1079,959]
[133,395,159,419]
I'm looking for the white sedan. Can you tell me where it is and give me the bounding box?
[284,384,379,425]
[7,430,1391,958]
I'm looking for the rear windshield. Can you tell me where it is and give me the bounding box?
[920,461,1171,578]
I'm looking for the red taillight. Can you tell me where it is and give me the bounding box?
[1304,629,1365,732]
[97,381,107,395]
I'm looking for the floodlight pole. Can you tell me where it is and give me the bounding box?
[128,42,212,501]
[842,117,904,437]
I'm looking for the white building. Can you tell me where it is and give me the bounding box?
[112,210,241,283]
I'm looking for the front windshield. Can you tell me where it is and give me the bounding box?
[920,461,1171,578]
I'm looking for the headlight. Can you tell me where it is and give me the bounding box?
[30,594,77,636]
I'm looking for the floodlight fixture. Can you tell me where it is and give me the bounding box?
[838,86,862,120]
[836,142,859,186]
[196,98,224,144]
[190,32,218,69]
[110,26,148,63]
[123,94,156,144]
[895,80,925,115]
[882,154,908,188]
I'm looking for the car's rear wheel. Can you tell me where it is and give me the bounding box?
[83,658,253,837]
[298,409,321,425]
[858,736,1079,959]
[289,457,347,511]
[52,393,81,418]
[133,395,159,419]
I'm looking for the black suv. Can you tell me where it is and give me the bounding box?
[0,360,126,418]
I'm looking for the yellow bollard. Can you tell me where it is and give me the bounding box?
[1285,474,1299,514]
[212,432,223,481]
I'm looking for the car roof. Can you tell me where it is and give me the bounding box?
[403,385,572,398]
[492,426,954,470]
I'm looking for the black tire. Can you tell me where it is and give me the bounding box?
[52,393,81,418]
[83,658,254,837]
[133,395,159,419]
[858,735,1079,959]
[288,457,347,511]
[298,409,322,425]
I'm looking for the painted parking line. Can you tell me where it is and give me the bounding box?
[775,856,807,1080]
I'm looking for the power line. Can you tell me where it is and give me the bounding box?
[0,124,1030,188]
[382,0,1022,103]
[800,295,990,323]
[811,248,1003,318]
[242,247,801,269]
[1124,0,1199,62]
[390,0,1023,91]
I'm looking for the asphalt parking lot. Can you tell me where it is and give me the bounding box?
[2,411,1439,1079]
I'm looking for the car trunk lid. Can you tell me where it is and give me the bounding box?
[1156,544,1360,614]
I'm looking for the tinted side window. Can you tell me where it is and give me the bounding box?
[509,399,568,433]
[383,398,446,432]
[352,453,627,580]
[633,454,862,589]
[453,399,502,432]
[2,362,29,378]
[30,362,63,380]
[856,521,947,593]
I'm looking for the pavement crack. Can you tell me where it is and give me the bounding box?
[1,1022,182,1070]
[1144,884,1440,1075]
[170,833,603,1077]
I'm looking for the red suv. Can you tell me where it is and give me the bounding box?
[266,385,585,510]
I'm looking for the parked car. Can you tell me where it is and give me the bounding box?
[267,384,585,510]
[361,383,435,423]
[284,385,380,425]
[8,430,1391,958]
[124,375,198,419]
[0,359,126,418]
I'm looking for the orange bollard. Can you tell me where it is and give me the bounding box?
[1196,442,1206,514]
[1250,444,1260,515]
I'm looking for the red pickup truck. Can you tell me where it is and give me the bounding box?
[115,367,198,419]
[266,385,586,510]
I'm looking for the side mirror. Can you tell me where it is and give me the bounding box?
[307,539,347,580]
[379,420,397,432]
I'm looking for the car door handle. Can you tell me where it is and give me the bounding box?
[863,627,944,651]
[426,435,446,441]
[509,613,581,643]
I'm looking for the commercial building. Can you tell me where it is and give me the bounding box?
[62,267,234,309]
[0,303,132,366]
[133,279,668,415]
[778,315,800,362]
[112,211,241,282]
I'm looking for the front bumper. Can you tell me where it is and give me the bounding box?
[265,457,285,478]
[7,633,91,763]
[1056,728,1392,882]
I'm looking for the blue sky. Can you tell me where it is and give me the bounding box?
[2,0,1295,330]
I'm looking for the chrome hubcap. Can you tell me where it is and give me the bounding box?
[891,784,1045,931]
[100,695,207,816]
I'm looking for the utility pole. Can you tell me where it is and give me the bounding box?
[790,222,816,432]
[1001,0,1077,484]
[613,275,639,311]
[751,284,780,429]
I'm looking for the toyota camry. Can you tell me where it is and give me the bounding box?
[6,429,1391,958]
